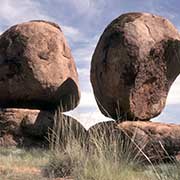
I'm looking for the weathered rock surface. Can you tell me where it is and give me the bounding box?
[0,20,80,111]
[118,121,180,163]
[0,108,54,147]
[88,121,119,142]
[0,108,87,148]
[48,110,88,149]
[2,108,180,164]
[91,12,180,121]
[89,120,180,163]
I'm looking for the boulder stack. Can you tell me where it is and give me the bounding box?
[0,20,81,147]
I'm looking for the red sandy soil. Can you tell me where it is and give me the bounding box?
[0,165,73,180]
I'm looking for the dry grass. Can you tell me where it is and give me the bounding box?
[0,147,49,180]
[0,107,180,179]
[44,108,180,180]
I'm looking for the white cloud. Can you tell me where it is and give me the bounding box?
[73,35,99,93]
[0,0,50,25]
[73,35,99,62]
[151,75,180,124]
[2,0,180,128]
[0,0,98,65]
[79,92,96,108]
[64,110,113,130]
[70,0,91,14]
[78,68,90,77]
[153,111,178,124]
[78,111,113,129]
[61,25,85,44]
[0,0,82,47]
[166,75,180,105]
[67,0,105,18]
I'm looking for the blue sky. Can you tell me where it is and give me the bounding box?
[0,0,180,128]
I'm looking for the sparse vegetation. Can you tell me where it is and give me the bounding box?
[0,110,180,180]
[44,108,180,180]
[0,147,49,180]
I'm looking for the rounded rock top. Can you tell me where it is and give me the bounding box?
[91,12,180,121]
[0,20,80,111]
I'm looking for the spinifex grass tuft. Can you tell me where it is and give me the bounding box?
[44,105,180,180]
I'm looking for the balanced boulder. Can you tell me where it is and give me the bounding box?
[0,20,80,111]
[91,12,180,121]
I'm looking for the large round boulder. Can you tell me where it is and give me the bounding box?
[0,20,80,111]
[91,12,180,121]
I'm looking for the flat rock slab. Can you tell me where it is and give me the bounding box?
[118,121,180,163]
[0,20,80,111]
[91,12,180,121]
[89,120,180,163]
